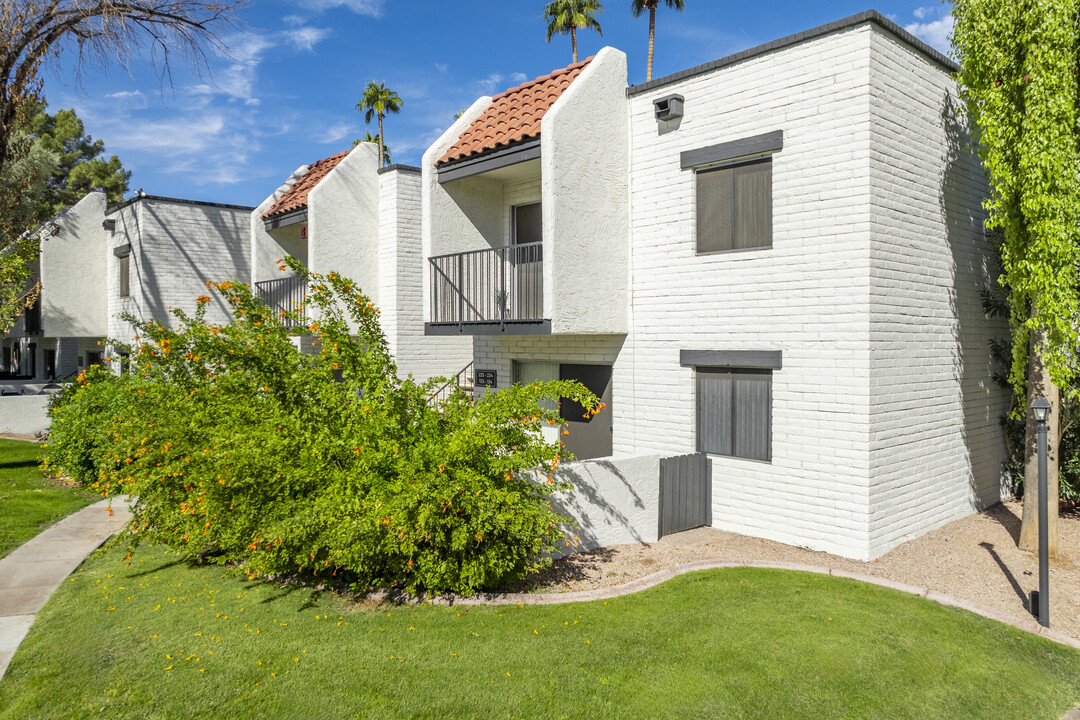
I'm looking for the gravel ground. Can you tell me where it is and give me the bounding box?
[0,433,41,443]
[521,501,1080,640]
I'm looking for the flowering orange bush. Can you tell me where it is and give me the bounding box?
[43,257,598,595]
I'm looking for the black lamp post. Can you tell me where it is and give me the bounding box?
[1031,396,1051,628]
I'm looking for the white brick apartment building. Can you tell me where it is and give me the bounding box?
[2,191,108,382]
[3,192,253,381]
[106,194,253,349]
[422,10,1009,560]
[252,142,471,383]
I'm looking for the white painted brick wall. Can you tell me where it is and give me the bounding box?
[430,22,1004,561]
[624,26,876,559]
[865,27,1009,556]
[107,198,252,348]
[379,169,472,382]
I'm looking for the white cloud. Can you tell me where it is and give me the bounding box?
[318,122,359,144]
[510,72,528,84]
[225,33,276,64]
[108,115,228,155]
[284,26,331,52]
[474,73,504,94]
[905,11,954,55]
[299,0,384,17]
[435,63,448,74]
[194,22,328,105]
[105,90,148,111]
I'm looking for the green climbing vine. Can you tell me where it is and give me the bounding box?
[952,0,1080,399]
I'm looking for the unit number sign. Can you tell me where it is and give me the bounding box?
[476,370,497,388]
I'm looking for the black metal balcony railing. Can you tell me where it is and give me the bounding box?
[255,276,308,329]
[429,242,543,325]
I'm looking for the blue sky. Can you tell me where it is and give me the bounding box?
[39,1,954,207]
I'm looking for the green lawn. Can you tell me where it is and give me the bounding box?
[1,547,1077,719]
[0,439,97,559]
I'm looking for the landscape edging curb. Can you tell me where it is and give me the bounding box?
[423,560,1080,651]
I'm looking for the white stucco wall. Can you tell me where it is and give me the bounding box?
[378,168,472,382]
[421,96,494,322]
[624,25,877,559]
[107,197,252,346]
[421,20,1002,562]
[40,192,108,338]
[251,165,309,285]
[548,454,662,555]
[542,46,629,335]
[865,26,1008,557]
[308,143,381,304]
[0,395,50,435]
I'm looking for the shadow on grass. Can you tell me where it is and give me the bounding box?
[0,460,42,471]
[254,581,324,610]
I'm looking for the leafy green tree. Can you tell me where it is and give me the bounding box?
[28,104,129,217]
[631,0,684,82]
[356,82,402,170]
[0,122,58,333]
[953,0,1080,555]
[352,130,391,165]
[1,0,241,334]
[545,0,603,63]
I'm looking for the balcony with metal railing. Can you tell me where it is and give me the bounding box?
[254,276,308,329]
[426,242,549,335]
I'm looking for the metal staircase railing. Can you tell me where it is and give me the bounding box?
[429,361,475,404]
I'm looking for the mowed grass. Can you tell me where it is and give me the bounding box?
[1,547,1078,719]
[0,439,97,559]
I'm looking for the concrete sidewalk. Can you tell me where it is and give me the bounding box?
[0,498,131,682]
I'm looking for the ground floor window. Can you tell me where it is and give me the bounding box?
[513,361,559,413]
[696,368,771,462]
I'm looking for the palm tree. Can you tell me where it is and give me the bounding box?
[631,0,685,82]
[356,82,402,169]
[544,0,603,63]
[353,131,392,166]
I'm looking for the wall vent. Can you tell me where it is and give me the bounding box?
[654,94,684,121]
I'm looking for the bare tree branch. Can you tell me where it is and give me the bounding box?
[0,0,246,171]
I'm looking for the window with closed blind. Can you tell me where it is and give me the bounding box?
[118,253,131,298]
[696,157,772,254]
[696,368,771,462]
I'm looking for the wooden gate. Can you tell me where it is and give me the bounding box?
[658,452,709,539]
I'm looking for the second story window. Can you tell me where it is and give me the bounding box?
[512,202,542,246]
[118,253,131,298]
[696,157,772,254]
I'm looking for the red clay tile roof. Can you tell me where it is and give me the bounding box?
[262,150,350,219]
[437,57,594,166]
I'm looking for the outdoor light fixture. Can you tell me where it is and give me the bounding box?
[1030,395,1052,628]
[1032,396,1051,424]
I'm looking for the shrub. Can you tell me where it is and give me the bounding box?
[44,258,599,595]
